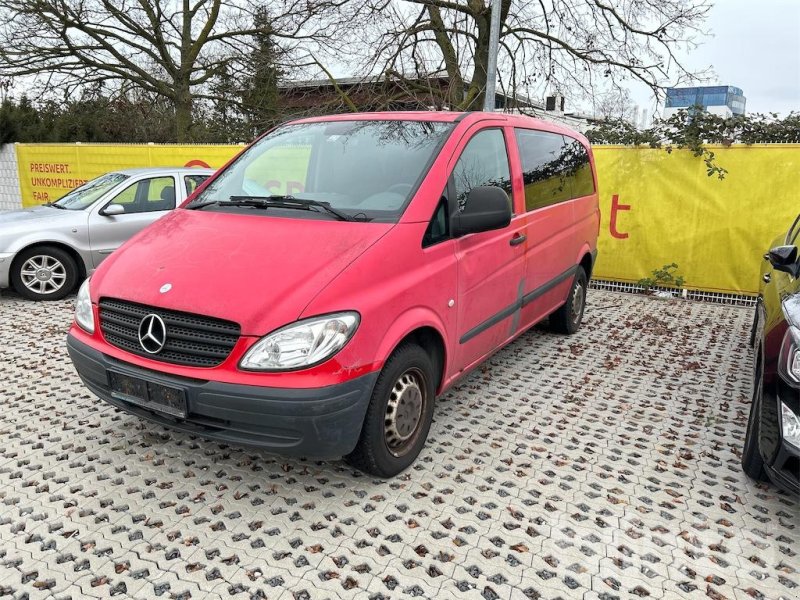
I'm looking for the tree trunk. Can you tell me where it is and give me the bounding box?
[174,87,192,143]
[175,0,193,143]
[427,6,464,108]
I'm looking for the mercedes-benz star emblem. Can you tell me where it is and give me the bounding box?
[138,313,167,354]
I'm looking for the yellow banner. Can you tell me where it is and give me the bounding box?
[593,145,800,294]
[13,142,800,294]
[16,143,241,206]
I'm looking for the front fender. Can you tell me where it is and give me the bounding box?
[373,306,450,393]
[8,231,79,253]
[5,230,91,272]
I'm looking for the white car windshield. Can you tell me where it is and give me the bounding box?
[53,172,130,210]
[188,120,455,222]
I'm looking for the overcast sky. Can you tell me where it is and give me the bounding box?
[629,0,800,117]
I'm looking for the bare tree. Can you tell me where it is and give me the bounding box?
[0,0,351,141]
[355,0,712,111]
[593,88,637,121]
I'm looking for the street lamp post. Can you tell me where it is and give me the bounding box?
[483,0,502,112]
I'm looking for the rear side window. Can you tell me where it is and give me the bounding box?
[452,129,512,213]
[563,137,595,198]
[515,129,595,212]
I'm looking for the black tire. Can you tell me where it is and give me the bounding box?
[346,343,436,477]
[549,266,588,334]
[748,303,760,348]
[742,348,768,481]
[11,245,78,301]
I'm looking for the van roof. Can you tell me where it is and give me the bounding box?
[289,111,589,143]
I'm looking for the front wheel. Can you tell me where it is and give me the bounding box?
[346,343,436,477]
[11,246,78,301]
[549,266,587,334]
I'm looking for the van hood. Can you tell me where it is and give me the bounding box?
[93,209,393,335]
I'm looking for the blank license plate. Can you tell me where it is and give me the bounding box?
[109,371,187,418]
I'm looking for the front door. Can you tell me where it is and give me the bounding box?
[452,126,526,373]
[87,175,178,267]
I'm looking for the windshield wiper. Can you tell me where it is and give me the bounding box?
[228,195,356,222]
[45,202,66,210]
[187,198,282,211]
[186,199,223,210]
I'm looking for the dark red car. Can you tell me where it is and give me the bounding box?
[744,219,800,494]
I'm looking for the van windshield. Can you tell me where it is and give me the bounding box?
[188,120,455,222]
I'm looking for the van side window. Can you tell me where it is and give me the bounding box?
[563,136,595,197]
[515,129,573,211]
[422,197,449,248]
[452,129,512,213]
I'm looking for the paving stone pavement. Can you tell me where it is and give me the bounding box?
[0,290,798,600]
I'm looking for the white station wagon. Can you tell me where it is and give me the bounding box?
[0,167,214,300]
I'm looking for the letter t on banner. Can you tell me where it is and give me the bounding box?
[609,194,631,239]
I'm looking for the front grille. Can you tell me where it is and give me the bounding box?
[99,298,241,367]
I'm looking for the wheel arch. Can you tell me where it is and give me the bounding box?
[10,241,88,283]
[374,310,448,394]
[575,243,595,280]
[579,251,594,279]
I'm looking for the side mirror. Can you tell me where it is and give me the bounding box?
[101,204,125,217]
[451,186,511,237]
[769,245,799,277]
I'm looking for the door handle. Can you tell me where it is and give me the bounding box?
[763,273,771,283]
[509,234,527,247]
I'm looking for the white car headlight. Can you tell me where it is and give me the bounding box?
[780,401,800,450]
[778,326,800,385]
[75,278,94,333]
[240,312,359,371]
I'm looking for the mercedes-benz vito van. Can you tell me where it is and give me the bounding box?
[67,112,600,477]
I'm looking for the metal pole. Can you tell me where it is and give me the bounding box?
[483,0,502,112]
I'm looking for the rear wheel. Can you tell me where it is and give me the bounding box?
[549,266,587,334]
[346,343,436,477]
[742,348,768,481]
[11,246,78,301]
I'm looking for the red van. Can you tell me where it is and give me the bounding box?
[67,112,600,477]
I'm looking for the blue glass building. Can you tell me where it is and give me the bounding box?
[664,85,746,117]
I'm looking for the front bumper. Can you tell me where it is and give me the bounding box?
[67,334,378,459]
[0,252,13,288]
[765,448,800,496]
[765,386,800,495]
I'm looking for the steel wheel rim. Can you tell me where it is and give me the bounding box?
[20,255,67,295]
[384,367,427,457]
[571,280,585,323]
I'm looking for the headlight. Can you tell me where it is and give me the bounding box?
[74,278,94,333]
[240,312,359,371]
[780,401,800,450]
[778,326,800,386]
